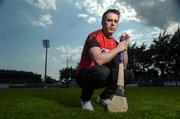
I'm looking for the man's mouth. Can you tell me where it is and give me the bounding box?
[109,28,115,31]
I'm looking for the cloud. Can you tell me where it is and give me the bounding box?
[56,45,83,67]
[25,0,57,28]
[78,14,89,19]
[39,45,83,79]
[119,27,162,46]
[166,22,179,34]
[74,0,179,29]
[32,14,53,28]
[121,0,180,29]
[25,0,57,11]
[75,0,140,24]
[124,29,134,35]
[77,14,96,24]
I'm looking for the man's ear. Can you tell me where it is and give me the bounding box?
[101,20,104,26]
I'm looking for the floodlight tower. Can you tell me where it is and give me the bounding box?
[42,39,50,85]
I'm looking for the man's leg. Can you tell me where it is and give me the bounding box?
[99,68,118,99]
[76,65,111,110]
[78,65,111,101]
[99,69,134,99]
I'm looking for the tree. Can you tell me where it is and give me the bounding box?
[150,31,171,80]
[127,43,141,73]
[128,43,152,74]
[0,69,42,84]
[169,27,180,78]
[59,67,76,87]
[149,27,180,82]
[45,76,57,84]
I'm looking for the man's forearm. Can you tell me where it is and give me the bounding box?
[90,47,120,65]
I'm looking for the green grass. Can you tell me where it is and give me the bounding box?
[0,87,180,119]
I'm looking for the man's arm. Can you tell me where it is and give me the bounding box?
[89,41,126,65]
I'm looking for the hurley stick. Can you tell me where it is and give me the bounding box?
[107,35,128,112]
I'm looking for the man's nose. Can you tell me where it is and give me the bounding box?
[111,21,115,26]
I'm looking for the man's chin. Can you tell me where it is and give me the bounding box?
[108,31,114,34]
[103,29,114,35]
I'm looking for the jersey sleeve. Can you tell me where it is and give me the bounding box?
[89,37,100,49]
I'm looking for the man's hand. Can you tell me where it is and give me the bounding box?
[116,41,127,52]
[121,32,130,50]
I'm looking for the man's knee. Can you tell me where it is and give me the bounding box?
[95,65,111,81]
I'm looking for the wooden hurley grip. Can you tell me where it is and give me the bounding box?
[117,63,124,86]
[118,34,126,87]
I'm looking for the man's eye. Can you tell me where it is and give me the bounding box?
[106,19,118,23]
[114,20,118,23]
[106,19,113,22]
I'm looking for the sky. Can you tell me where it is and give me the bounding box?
[0,0,179,80]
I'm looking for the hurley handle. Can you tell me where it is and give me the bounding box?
[116,35,127,90]
[116,34,129,96]
[119,35,126,63]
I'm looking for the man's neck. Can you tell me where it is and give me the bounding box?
[102,29,112,39]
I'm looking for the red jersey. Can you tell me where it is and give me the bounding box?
[77,29,118,72]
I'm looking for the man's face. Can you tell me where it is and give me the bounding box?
[102,13,119,34]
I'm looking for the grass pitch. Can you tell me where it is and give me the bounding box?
[0,87,180,119]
